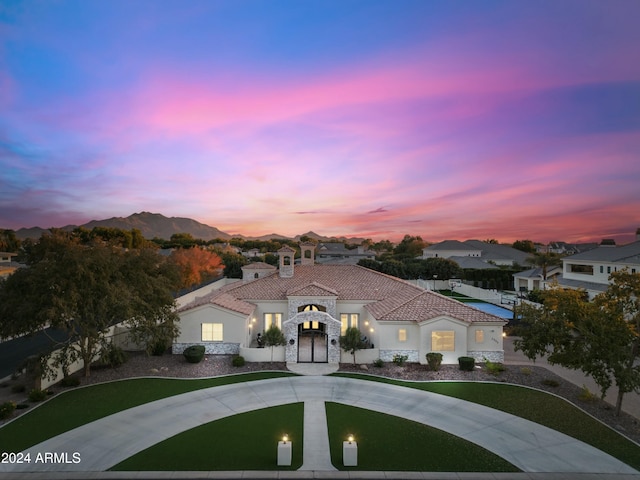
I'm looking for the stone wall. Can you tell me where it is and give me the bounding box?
[467,350,504,363]
[172,342,240,355]
[379,349,420,363]
[283,311,341,363]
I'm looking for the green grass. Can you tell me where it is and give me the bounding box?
[436,290,483,302]
[111,403,304,471]
[332,373,640,471]
[325,402,519,472]
[0,371,295,453]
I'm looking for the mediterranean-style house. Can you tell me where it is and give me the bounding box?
[174,243,507,365]
[422,240,529,269]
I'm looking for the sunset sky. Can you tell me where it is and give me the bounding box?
[1,0,639,244]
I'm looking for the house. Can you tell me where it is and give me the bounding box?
[315,242,376,265]
[551,235,640,299]
[175,243,507,365]
[422,240,529,268]
[513,266,562,293]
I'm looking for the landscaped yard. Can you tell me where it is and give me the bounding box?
[2,372,639,472]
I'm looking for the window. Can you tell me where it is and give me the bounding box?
[431,331,454,351]
[202,323,223,341]
[607,266,611,274]
[569,264,594,275]
[340,313,359,334]
[475,330,484,343]
[398,328,407,342]
[303,321,320,330]
[264,313,282,330]
[599,266,604,274]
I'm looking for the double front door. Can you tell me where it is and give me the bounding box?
[297,322,327,363]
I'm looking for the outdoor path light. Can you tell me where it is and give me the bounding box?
[277,433,292,466]
[343,433,357,466]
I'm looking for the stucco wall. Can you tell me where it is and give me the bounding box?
[418,317,469,364]
[240,346,285,362]
[175,304,249,352]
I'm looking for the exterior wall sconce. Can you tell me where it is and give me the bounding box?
[331,338,337,345]
[277,433,292,466]
[289,338,295,345]
[343,433,357,466]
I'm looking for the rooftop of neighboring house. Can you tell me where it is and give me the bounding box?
[562,240,640,264]
[179,264,505,325]
[424,240,477,252]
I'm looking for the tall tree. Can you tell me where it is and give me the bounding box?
[512,240,536,253]
[0,231,180,377]
[526,252,561,281]
[514,273,640,416]
[0,229,20,252]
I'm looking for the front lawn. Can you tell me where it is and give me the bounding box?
[0,371,296,453]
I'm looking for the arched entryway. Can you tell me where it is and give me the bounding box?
[283,311,341,364]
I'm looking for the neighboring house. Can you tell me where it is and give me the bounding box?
[175,243,507,365]
[0,252,18,277]
[552,235,640,299]
[513,266,562,293]
[0,252,16,264]
[315,242,376,265]
[422,240,528,268]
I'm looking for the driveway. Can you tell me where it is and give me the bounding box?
[0,376,636,474]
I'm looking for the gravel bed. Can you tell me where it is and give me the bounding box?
[2,352,639,445]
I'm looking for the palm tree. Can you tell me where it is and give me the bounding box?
[526,252,562,283]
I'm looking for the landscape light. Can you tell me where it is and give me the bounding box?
[347,434,354,443]
[282,434,289,443]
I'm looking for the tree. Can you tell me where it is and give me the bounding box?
[262,324,286,362]
[339,326,366,364]
[512,240,536,253]
[170,247,224,289]
[514,273,640,416]
[0,231,180,377]
[0,229,20,252]
[393,235,426,258]
[526,252,562,281]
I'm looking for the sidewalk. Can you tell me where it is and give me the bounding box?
[0,376,636,475]
[504,336,640,419]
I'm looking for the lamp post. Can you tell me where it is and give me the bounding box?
[277,433,292,466]
[432,274,438,291]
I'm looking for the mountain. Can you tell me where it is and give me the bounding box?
[15,212,233,241]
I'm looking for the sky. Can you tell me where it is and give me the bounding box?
[1,0,639,244]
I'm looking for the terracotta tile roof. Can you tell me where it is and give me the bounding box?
[287,282,339,297]
[177,265,505,324]
[242,262,277,270]
[178,290,256,316]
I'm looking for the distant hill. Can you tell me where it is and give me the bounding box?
[15,212,233,241]
[12,212,366,244]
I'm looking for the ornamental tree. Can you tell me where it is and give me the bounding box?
[263,324,286,362]
[339,326,366,364]
[514,271,640,416]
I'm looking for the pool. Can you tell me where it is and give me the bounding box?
[466,302,514,319]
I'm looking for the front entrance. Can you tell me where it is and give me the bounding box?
[298,322,327,363]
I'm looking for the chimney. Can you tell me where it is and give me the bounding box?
[299,242,316,266]
[600,239,616,247]
[277,246,296,278]
[636,227,640,242]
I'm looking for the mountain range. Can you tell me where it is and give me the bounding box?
[13,212,366,244]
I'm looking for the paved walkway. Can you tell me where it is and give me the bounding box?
[0,376,636,475]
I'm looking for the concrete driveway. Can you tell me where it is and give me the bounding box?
[0,376,636,475]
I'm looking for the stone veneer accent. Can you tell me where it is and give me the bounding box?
[287,297,336,319]
[173,342,240,355]
[467,350,504,363]
[379,349,420,363]
[283,311,341,363]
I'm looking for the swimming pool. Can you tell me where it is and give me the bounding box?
[466,302,514,319]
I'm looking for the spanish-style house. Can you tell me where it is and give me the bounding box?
[175,243,507,365]
[551,234,640,299]
[422,240,529,269]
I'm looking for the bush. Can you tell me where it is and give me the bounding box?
[520,367,532,376]
[60,376,81,388]
[150,340,170,356]
[183,345,206,364]
[392,354,408,366]
[16,403,29,410]
[458,356,475,371]
[578,385,597,402]
[484,358,506,375]
[10,384,26,393]
[0,401,16,420]
[426,352,443,371]
[28,389,48,402]
[373,358,384,368]
[232,355,245,367]
[100,344,128,368]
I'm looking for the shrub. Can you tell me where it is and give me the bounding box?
[16,403,29,410]
[150,340,170,356]
[541,378,560,388]
[232,355,245,367]
[183,345,206,364]
[578,385,598,403]
[458,356,475,371]
[373,358,384,368]
[100,344,128,368]
[520,367,532,376]
[0,401,16,420]
[392,354,408,366]
[28,389,48,402]
[60,376,81,388]
[484,358,506,375]
[426,352,443,371]
[10,384,26,393]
